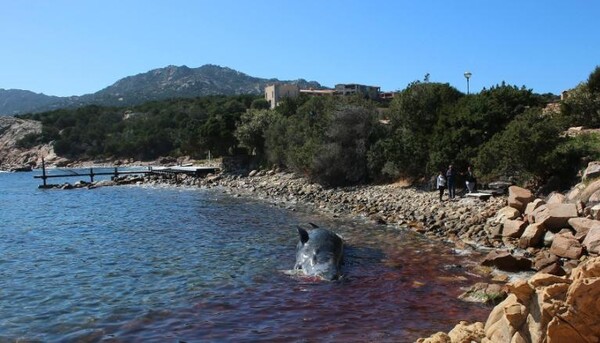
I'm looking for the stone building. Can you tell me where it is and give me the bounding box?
[264,84,300,109]
[334,84,381,100]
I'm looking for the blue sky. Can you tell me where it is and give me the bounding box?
[1,1,598,96]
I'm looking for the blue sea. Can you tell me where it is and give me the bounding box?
[0,169,490,342]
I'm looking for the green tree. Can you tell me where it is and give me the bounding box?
[375,82,462,178]
[475,108,564,185]
[311,105,376,186]
[561,83,600,128]
[587,65,600,94]
[234,109,277,158]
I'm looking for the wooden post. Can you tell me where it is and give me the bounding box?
[41,157,47,187]
[90,167,94,183]
[114,167,118,180]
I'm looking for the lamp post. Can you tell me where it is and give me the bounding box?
[464,71,472,95]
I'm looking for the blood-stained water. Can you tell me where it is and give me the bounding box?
[0,171,492,342]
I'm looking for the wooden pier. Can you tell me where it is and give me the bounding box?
[34,158,220,188]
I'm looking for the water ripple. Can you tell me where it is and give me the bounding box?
[0,172,491,342]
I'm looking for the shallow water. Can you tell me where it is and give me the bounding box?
[0,170,491,342]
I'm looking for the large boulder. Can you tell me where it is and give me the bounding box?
[546,192,566,204]
[481,250,532,272]
[420,256,600,343]
[568,217,600,241]
[508,186,535,213]
[524,199,546,222]
[583,161,600,181]
[589,189,600,203]
[575,179,600,204]
[591,203,600,220]
[532,203,578,231]
[493,206,521,224]
[502,219,527,238]
[549,231,584,260]
[482,257,600,343]
[533,251,564,275]
[519,223,547,248]
[546,259,600,341]
[583,227,600,255]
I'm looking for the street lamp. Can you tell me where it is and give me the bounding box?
[464,71,472,95]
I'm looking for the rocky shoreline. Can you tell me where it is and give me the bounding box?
[47,165,600,342]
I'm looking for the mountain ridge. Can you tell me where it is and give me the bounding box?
[0,64,322,115]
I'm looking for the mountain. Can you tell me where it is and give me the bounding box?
[0,89,70,116]
[0,64,322,115]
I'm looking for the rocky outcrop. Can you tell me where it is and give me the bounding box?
[483,257,600,342]
[416,321,485,343]
[0,116,69,169]
[419,257,600,343]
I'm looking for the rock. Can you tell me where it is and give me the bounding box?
[448,321,485,343]
[0,116,54,169]
[524,198,546,222]
[502,219,527,238]
[583,161,600,181]
[519,223,546,248]
[90,180,117,188]
[415,332,451,343]
[481,258,600,343]
[550,232,584,260]
[589,190,600,203]
[577,179,600,204]
[534,251,565,275]
[481,250,532,272]
[568,217,600,241]
[546,259,600,342]
[248,170,258,177]
[533,203,578,231]
[591,203,600,220]
[459,282,507,304]
[582,227,600,255]
[482,294,524,343]
[543,230,555,247]
[493,206,521,224]
[508,186,535,213]
[546,192,566,204]
[566,182,586,203]
[417,321,485,343]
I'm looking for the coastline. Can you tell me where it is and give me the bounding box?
[39,166,600,342]
[139,169,600,342]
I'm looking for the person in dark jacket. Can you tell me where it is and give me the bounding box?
[465,165,476,193]
[446,165,456,199]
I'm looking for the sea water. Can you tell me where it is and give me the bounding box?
[0,170,491,342]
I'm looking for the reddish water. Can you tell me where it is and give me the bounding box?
[0,175,492,342]
[102,223,491,342]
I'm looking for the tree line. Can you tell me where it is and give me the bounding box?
[17,66,600,192]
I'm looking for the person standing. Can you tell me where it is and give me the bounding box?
[446,165,456,199]
[465,165,476,193]
[436,171,446,201]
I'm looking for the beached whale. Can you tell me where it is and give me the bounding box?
[294,225,344,280]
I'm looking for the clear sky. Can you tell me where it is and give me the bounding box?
[1,1,598,97]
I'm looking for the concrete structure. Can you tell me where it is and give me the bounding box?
[334,84,381,100]
[264,84,300,109]
[264,83,384,109]
[299,88,336,96]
